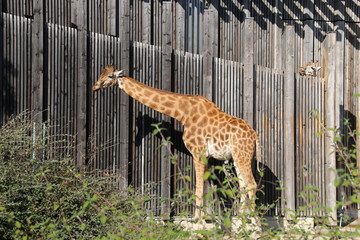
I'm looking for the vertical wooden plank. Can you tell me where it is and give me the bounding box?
[335,0,345,133]
[202,0,218,100]
[283,24,295,219]
[273,0,282,69]
[70,0,77,28]
[160,1,172,218]
[323,32,337,225]
[175,0,185,51]
[74,0,87,170]
[142,0,150,43]
[118,0,130,189]
[31,0,44,123]
[107,0,116,36]
[302,0,314,64]
[242,17,254,126]
[334,1,346,207]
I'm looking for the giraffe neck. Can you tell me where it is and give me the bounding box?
[120,76,192,124]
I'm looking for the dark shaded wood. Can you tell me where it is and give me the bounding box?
[118,0,130,189]
[73,0,87,170]
[31,0,44,123]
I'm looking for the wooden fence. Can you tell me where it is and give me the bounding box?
[1,1,360,219]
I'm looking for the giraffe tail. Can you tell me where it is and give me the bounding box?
[255,134,261,172]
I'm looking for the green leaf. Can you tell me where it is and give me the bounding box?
[82,201,90,210]
[203,171,211,180]
[100,216,107,224]
[184,176,191,182]
[53,203,60,211]
[80,224,86,230]
[333,136,341,142]
[91,194,100,201]
[223,218,231,228]
[353,93,360,97]
[152,129,159,135]
[151,123,160,128]
[225,189,234,198]
[48,223,56,229]
[15,221,21,228]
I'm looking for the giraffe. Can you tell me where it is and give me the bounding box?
[93,65,261,219]
[299,60,321,77]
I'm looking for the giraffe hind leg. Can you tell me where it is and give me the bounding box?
[233,158,257,215]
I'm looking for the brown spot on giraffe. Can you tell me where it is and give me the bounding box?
[197,116,208,127]
[143,90,153,97]
[153,95,160,102]
[173,110,181,119]
[191,114,200,123]
[163,101,175,108]
[92,65,261,220]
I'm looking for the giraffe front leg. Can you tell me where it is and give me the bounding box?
[193,156,207,220]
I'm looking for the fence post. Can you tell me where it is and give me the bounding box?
[335,0,346,213]
[31,0,44,123]
[202,1,218,100]
[160,1,172,218]
[283,25,296,219]
[118,0,130,189]
[107,0,116,36]
[242,17,254,126]
[303,0,314,65]
[73,0,88,170]
[273,0,283,69]
[323,32,337,225]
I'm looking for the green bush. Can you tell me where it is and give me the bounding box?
[0,113,189,239]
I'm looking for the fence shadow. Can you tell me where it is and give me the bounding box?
[135,112,191,156]
[255,162,281,215]
[0,59,17,124]
[176,0,360,49]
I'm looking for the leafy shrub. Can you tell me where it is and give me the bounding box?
[0,112,189,239]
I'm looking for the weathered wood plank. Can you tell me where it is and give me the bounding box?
[323,32,337,225]
[118,0,130,190]
[202,0,218,100]
[31,0,44,123]
[142,0,151,43]
[242,17,254,126]
[107,0,116,35]
[74,0,87,170]
[160,2,172,217]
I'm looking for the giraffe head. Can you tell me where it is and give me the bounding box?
[92,65,124,91]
